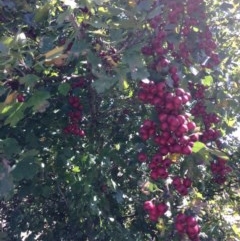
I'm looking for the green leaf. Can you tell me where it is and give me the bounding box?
[232,224,240,238]
[34,3,50,22]
[122,48,149,80]
[148,4,164,19]
[0,42,8,54]
[207,148,229,160]
[92,0,109,5]
[72,166,80,173]
[21,149,39,158]
[11,157,39,181]
[0,172,13,197]
[0,86,6,96]
[58,82,71,96]
[39,36,55,54]
[19,74,40,88]
[4,103,27,127]
[1,105,13,114]
[26,90,51,111]
[0,138,20,157]
[202,75,213,86]
[137,0,154,12]
[192,141,206,153]
[92,76,118,93]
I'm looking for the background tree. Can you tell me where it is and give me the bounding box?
[0,0,239,240]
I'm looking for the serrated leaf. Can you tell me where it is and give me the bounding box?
[20,74,40,88]
[72,166,80,173]
[0,138,20,157]
[0,172,13,197]
[35,3,50,22]
[58,82,71,96]
[202,75,213,86]
[26,90,51,111]
[0,86,6,96]
[92,76,118,93]
[93,0,109,5]
[192,141,206,153]
[4,103,26,127]
[1,105,13,114]
[21,149,39,158]
[147,5,164,19]
[11,157,39,181]
[137,0,154,11]
[232,224,240,237]
[207,148,229,160]
[0,42,8,54]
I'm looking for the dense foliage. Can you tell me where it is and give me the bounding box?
[0,0,240,240]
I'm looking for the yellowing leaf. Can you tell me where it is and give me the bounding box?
[123,80,129,89]
[72,166,80,173]
[98,7,108,13]
[1,105,13,114]
[43,46,65,60]
[4,91,18,105]
[225,117,236,127]
[232,224,240,237]
[168,153,181,162]
[192,141,206,153]
[129,0,137,7]
[114,143,120,150]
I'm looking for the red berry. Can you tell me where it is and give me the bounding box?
[17,94,25,102]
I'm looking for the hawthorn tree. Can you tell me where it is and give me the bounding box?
[0,0,240,241]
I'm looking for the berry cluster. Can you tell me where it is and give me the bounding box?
[63,95,85,137]
[172,176,192,196]
[142,0,220,74]
[188,82,221,144]
[148,153,172,180]
[137,0,226,237]
[210,158,232,184]
[138,80,199,157]
[143,200,168,222]
[63,78,86,137]
[175,213,201,241]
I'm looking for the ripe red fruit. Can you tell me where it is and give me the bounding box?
[157,167,168,179]
[169,65,178,75]
[152,153,163,163]
[138,153,147,162]
[17,94,25,102]
[181,145,192,155]
[150,170,159,180]
[143,200,155,211]
[175,88,185,96]
[156,202,168,215]
[177,115,187,125]
[143,119,154,129]
[187,121,196,131]
[172,176,182,188]
[176,213,187,223]
[158,113,168,122]
[162,158,172,168]
[159,146,169,155]
[189,133,199,142]
[186,216,197,227]
[178,124,189,134]
[187,224,200,237]
[138,91,147,101]
[183,177,192,188]
[175,222,186,233]
[177,185,188,195]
